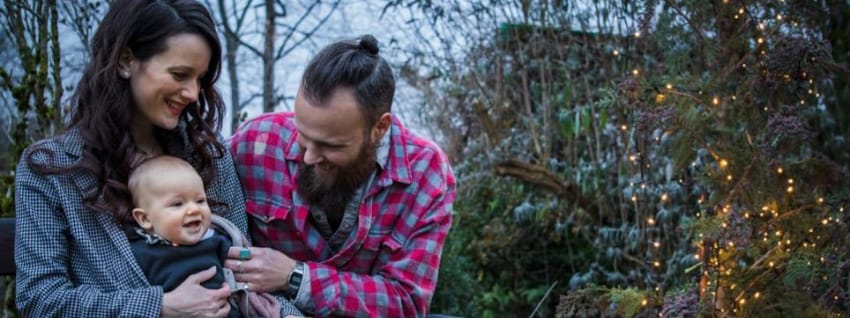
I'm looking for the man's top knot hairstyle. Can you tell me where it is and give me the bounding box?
[358,35,379,55]
[301,34,394,128]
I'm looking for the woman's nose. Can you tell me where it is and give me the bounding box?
[182,80,200,102]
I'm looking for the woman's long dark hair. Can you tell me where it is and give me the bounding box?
[27,0,225,224]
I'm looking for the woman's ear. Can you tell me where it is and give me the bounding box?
[132,208,153,230]
[118,48,135,79]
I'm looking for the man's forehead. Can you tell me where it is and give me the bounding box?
[294,91,366,141]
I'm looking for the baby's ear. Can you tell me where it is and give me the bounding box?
[132,208,153,231]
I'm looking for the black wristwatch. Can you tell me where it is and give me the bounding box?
[287,261,304,296]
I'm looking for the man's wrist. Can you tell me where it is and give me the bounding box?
[287,261,304,296]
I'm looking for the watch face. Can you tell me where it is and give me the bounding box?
[288,262,304,295]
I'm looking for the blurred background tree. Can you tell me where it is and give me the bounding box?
[383,0,850,317]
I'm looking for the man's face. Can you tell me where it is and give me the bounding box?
[293,88,382,199]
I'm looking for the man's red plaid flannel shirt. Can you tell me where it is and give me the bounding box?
[229,112,455,317]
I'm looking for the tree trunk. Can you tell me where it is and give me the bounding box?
[49,0,62,133]
[262,0,275,113]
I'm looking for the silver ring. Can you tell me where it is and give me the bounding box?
[236,260,243,273]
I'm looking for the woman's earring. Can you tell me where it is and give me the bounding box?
[121,71,130,79]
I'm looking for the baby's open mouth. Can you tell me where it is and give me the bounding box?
[184,220,202,228]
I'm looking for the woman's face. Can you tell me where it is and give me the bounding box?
[126,33,211,131]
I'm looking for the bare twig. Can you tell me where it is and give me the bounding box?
[528,281,558,318]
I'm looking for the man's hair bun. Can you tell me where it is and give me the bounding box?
[358,34,379,55]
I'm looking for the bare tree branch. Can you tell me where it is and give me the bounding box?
[494,158,596,212]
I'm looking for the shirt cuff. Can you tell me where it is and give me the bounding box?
[293,262,314,313]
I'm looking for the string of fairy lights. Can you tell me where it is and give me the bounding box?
[611,0,841,315]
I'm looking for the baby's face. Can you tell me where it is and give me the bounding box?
[134,166,211,245]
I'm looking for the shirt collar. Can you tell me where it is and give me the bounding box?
[375,127,390,171]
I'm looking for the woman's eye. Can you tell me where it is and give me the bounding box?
[172,73,187,81]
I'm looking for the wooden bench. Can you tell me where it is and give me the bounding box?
[1,218,14,276]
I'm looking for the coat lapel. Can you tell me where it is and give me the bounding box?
[63,130,149,287]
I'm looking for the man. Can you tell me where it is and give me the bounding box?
[227,34,455,317]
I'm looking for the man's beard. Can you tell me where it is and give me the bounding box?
[296,138,377,227]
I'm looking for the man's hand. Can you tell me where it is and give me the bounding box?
[225,246,297,293]
[161,266,232,318]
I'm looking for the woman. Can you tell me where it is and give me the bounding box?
[14,1,297,317]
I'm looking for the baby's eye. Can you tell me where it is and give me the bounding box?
[170,201,183,207]
[196,198,207,205]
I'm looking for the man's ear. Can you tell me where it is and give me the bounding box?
[132,208,153,231]
[118,48,135,78]
[370,113,391,144]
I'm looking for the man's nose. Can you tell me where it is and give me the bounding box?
[302,147,323,165]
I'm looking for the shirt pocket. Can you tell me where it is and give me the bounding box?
[246,197,292,222]
[359,231,404,274]
[245,198,295,248]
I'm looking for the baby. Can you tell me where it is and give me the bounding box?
[127,155,284,318]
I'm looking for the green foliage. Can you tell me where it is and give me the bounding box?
[607,287,647,318]
[391,0,850,317]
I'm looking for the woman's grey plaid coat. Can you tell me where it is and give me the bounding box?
[13,128,252,317]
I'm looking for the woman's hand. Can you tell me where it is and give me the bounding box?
[161,266,232,318]
[225,247,296,293]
